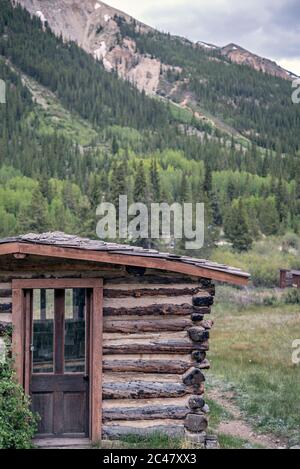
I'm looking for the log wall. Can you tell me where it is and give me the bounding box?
[0,259,214,442]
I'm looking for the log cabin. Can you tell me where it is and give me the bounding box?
[280,269,300,289]
[0,232,249,447]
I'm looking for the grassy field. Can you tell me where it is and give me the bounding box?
[96,288,300,450]
[208,288,300,443]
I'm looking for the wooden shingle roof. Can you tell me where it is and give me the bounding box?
[0,232,250,285]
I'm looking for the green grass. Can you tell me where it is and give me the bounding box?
[205,398,233,430]
[217,434,263,449]
[212,236,300,288]
[119,432,183,449]
[209,298,300,440]
[22,74,100,146]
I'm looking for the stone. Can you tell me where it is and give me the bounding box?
[205,435,220,450]
[188,395,205,410]
[185,431,206,445]
[184,413,208,432]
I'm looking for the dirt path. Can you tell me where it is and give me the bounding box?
[207,387,288,449]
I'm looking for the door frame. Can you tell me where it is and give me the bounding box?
[12,278,103,443]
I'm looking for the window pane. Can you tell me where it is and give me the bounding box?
[32,289,54,374]
[64,289,86,373]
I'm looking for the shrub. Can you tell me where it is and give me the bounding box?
[0,335,38,449]
[284,289,300,305]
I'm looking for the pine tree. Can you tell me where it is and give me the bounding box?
[211,192,222,226]
[112,136,119,155]
[203,165,212,195]
[150,158,160,201]
[224,199,253,252]
[134,161,147,203]
[19,185,49,233]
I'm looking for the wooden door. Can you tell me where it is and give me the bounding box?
[30,288,90,438]
[12,278,103,442]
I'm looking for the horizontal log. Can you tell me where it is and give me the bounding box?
[188,396,206,411]
[191,313,204,322]
[103,381,192,399]
[103,359,191,374]
[182,368,206,386]
[188,327,210,342]
[102,422,185,439]
[104,304,211,317]
[103,357,211,373]
[104,276,201,285]
[198,319,214,330]
[103,338,209,355]
[103,404,190,421]
[191,351,207,363]
[104,285,204,298]
[103,317,193,333]
[192,295,214,307]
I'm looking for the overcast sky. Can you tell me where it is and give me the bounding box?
[106,0,300,75]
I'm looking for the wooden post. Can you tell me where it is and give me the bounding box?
[90,283,103,443]
[280,269,289,289]
[12,288,24,386]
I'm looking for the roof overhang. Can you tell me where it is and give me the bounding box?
[0,242,250,286]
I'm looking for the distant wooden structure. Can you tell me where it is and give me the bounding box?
[0,232,249,446]
[280,269,300,289]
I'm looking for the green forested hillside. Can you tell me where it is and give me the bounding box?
[116,18,300,154]
[0,0,299,255]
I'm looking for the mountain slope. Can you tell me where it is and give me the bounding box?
[14,0,300,153]
[0,0,299,249]
[17,0,297,88]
